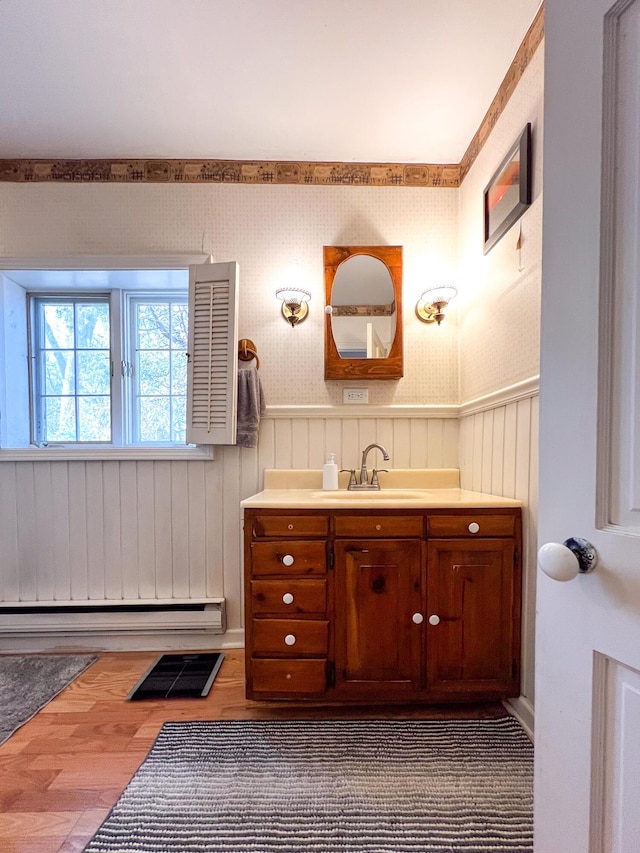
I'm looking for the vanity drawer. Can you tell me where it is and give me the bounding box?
[251,658,327,694]
[250,579,327,615]
[252,515,329,538]
[251,541,326,576]
[334,515,424,538]
[252,619,329,656]
[427,514,517,538]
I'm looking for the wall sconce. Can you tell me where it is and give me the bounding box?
[415,285,457,326]
[275,287,311,327]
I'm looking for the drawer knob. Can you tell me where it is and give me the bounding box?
[282,592,294,604]
[375,524,382,531]
[284,634,296,646]
[428,614,440,626]
[468,522,480,534]
[288,524,294,530]
[412,612,424,625]
[281,554,295,566]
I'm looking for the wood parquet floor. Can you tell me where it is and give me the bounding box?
[0,649,507,853]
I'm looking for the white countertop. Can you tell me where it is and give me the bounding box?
[240,469,522,509]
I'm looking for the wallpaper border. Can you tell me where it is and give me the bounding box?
[0,6,544,187]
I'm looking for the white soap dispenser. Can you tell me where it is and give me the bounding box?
[322,452,339,490]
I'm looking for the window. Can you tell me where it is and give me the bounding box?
[25,287,189,448]
[0,261,237,456]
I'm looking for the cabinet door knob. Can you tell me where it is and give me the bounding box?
[412,612,424,624]
[284,634,296,646]
[468,522,480,534]
[281,554,295,566]
[428,614,440,626]
[282,592,294,604]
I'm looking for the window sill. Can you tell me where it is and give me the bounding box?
[0,445,215,462]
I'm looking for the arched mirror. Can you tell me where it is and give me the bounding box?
[324,246,403,380]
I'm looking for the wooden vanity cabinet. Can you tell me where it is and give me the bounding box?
[244,507,521,704]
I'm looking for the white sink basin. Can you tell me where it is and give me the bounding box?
[310,489,432,501]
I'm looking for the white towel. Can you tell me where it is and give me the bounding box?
[236,366,266,448]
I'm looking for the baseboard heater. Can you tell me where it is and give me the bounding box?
[0,599,226,635]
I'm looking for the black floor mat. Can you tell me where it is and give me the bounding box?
[127,652,224,700]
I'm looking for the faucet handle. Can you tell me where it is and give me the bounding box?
[370,468,388,487]
[340,468,357,488]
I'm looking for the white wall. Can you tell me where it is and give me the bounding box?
[0,182,461,645]
[0,183,459,406]
[458,45,544,403]
[457,43,544,723]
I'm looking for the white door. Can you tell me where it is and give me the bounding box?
[537,1,640,851]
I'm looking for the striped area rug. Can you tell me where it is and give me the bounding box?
[84,717,533,852]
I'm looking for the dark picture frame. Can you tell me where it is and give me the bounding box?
[483,123,532,254]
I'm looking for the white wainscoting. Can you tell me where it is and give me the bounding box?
[458,389,539,732]
[0,413,459,650]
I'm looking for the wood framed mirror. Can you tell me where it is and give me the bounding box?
[324,245,403,380]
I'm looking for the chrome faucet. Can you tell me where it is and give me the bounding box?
[345,443,390,490]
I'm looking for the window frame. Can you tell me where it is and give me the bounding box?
[0,255,213,461]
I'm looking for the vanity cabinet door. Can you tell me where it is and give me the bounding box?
[334,539,423,698]
[425,539,520,699]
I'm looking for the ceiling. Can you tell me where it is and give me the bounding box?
[0,0,541,165]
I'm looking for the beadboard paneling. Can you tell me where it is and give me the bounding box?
[0,415,459,638]
[459,395,538,712]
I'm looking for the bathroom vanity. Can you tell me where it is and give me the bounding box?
[241,469,522,704]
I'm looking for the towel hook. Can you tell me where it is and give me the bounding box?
[238,338,260,369]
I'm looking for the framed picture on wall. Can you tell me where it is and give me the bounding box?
[483,123,532,254]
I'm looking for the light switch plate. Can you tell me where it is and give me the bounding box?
[343,388,369,404]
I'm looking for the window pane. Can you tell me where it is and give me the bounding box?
[130,295,187,445]
[137,304,170,349]
[44,397,77,442]
[170,303,188,349]
[139,397,171,441]
[33,295,111,445]
[138,351,170,395]
[76,303,110,348]
[44,351,75,395]
[77,350,110,394]
[77,396,111,441]
[42,304,74,349]
[172,396,186,443]
[171,351,187,394]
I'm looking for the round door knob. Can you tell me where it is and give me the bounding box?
[284,634,296,646]
[282,592,294,604]
[428,614,440,626]
[281,554,295,566]
[412,612,424,624]
[468,522,480,534]
[538,537,598,582]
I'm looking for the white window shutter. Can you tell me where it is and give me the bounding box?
[186,262,239,445]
